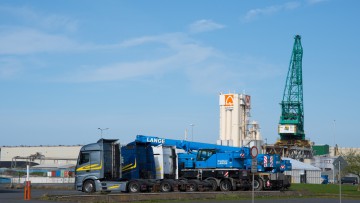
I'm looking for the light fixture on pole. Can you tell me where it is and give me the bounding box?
[190,124,195,141]
[98,128,109,138]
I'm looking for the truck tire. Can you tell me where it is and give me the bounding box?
[252,178,263,191]
[160,180,173,192]
[187,180,198,192]
[219,179,232,192]
[128,180,141,193]
[83,180,95,193]
[205,178,219,191]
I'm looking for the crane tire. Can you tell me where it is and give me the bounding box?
[187,180,198,192]
[219,179,232,192]
[253,178,264,191]
[205,178,219,191]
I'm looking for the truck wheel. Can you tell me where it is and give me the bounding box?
[219,179,232,192]
[160,180,172,192]
[187,180,198,192]
[252,178,263,191]
[128,181,141,193]
[83,180,95,193]
[206,178,219,191]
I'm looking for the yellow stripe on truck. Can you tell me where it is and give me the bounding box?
[122,159,137,172]
[76,162,102,171]
[108,185,120,189]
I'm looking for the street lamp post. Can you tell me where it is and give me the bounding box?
[98,128,109,138]
[190,124,195,141]
[333,120,336,184]
[333,120,336,152]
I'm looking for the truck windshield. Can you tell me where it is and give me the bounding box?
[197,149,216,161]
[79,152,90,165]
[77,151,100,166]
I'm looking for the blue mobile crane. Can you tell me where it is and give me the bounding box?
[75,135,291,193]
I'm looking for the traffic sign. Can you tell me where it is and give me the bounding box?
[251,146,258,158]
[333,156,348,170]
[251,159,258,173]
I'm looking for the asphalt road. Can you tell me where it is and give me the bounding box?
[0,187,81,203]
[196,199,360,203]
[0,185,359,203]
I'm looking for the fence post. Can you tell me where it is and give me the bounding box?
[24,181,31,200]
[24,165,31,200]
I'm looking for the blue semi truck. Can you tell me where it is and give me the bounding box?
[75,135,291,193]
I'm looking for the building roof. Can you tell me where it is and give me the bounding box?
[31,163,75,169]
[283,158,321,171]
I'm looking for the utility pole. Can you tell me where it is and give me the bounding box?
[339,160,341,203]
[98,128,109,138]
[333,120,336,184]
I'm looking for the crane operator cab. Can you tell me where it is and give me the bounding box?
[197,149,216,161]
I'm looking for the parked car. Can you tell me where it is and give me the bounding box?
[341,177,358,185]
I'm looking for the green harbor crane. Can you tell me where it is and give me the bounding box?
[278,35,308,146]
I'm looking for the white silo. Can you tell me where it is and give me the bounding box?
[218,93,251,147]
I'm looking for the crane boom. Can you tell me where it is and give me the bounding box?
[135,135,248,153]
[279,35,305,141]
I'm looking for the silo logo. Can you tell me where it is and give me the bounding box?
[225,94,234,106]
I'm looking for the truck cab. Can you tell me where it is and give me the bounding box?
[75,139,124,193]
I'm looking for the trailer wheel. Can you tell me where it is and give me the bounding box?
[205,178,219,191]
[128,180,141,193]
[252,178,263,191]
[160,180,172,192]
[219,179,232,192]
[187,180,198,192]
[83,180,95,193]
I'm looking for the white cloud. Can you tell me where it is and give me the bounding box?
[188,19,225,33]
[119,36,158,47]
[39,14,78,32]
[0,58,22,78]
[182,54,283,93]
[307,0,328,5]
[0,28,84,54]
[0,5,78,32]
[0,5,281,90]
[0,5,87,55]
[68,34,217,82]
[243,2,301,22]
[65,33,280,95]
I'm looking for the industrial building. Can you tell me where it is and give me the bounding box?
[0,145,82,169]
[284,158,322,184]
[310,145,360,183]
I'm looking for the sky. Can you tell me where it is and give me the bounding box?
[0,0,359,147]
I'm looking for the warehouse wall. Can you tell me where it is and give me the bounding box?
[329,147,360,156]
[0,145,82,165]
[285,169,322,184]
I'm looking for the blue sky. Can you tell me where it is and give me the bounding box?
[1,0,359,147]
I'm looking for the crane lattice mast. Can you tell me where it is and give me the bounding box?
[279,35,305,141]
